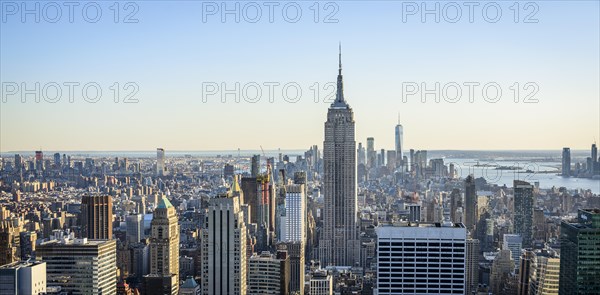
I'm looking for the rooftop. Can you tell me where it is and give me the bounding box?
[157,196,173,209]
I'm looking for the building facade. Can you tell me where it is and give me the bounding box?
[37,236,116,294]
[0,261,46,295]
[80,195,113,240]
[148,197,179,295]
[376,222,467,295]
[559,208,600,294]
[514,180,534,248]
[202,195,247,295]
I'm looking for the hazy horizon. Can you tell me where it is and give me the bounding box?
[2,1,599,151]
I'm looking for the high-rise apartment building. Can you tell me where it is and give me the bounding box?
[559,208,600,294]
[562,148,571,176]
[80,195,113,240]
[376,222,467,295]
[281,184,305,242]
[465,175,477,234]
[514,180,534,248]
[156,148,165,176]
[319,46,360,267]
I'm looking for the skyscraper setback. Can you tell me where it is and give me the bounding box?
[319,46,360,267]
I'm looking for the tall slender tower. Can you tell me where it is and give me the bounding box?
[156,148,165,176]
[395,114,403,168]
[148,197,179,295]
[319,45,360,267]
[202,194,247,295]
[562,147,571,177]
[464,175,477,235]
[514,180,534,248]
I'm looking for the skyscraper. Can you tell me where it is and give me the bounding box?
[80,195,113,240]
[282,184,306,242]
[278,184,306,294]
[514,180,534,248]
[277,242,305,295]
[559,208,600,295]
[319,46,360,267]
[465,175,477,234]
[156,148,165,176]
[502,234,523,272]
[366,137,375,169]
[251,154,261,177]
[35,150,43,174]
[357,142,366,166]
[376,222,467,295]
[591,143,598,174]
[395,115,403,167]
[528,249,560,295]
[466,239,480,295]
[14,154,22,171]
[37,236,116,294]
[53,152,61,167]
[450,189,463,223]
[148,197,180,295]
[247,251,290,295]
[0,261,47,295]
[202,194,247,295]
[562,147,571,176]
[126,213,144,244]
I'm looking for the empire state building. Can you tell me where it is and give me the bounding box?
[319,45,360,267]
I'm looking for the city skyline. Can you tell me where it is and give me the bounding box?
[1,2,598,151]
[1,1,599,294]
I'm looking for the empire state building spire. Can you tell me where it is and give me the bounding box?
[320,44,360,267]
[332,43,347,108]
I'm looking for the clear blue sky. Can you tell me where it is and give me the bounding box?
[1,1,599,151]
